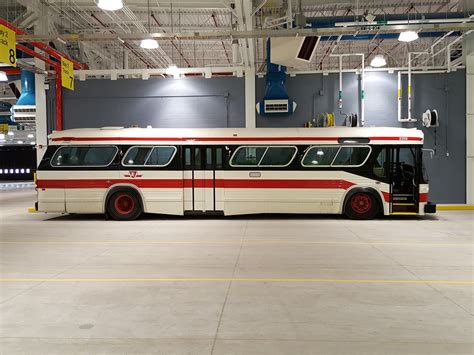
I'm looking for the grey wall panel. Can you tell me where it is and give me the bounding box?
[50,70,466,203]
[256,71,466,203]
[60,76,245,129]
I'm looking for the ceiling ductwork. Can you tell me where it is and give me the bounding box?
[256,39,297,116]
[12,70,36,124]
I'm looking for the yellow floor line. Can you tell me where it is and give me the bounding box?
[0,240,471,247]
[0,278,472,285]
[437,205,474,211]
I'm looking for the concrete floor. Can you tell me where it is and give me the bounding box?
[0,183,473,354]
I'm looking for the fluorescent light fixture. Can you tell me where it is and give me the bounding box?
[30,141,36,145]
[370,54,387,67]
[27,133,34,138]
[0,71,8,81]
[7,131,13,136]
[0,133,4,140]
[17,140,23,144]
[398,31,419,42]
[166,65,180,79]
[140,39,159,49]
[97,0,123,11]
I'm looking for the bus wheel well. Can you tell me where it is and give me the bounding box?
[105,186,144,214]
[343,187,383,216]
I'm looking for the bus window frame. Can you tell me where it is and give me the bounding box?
[301,145,372,168]
[121,145,177,168]
[50,145,119,168]
[229,145,298,168]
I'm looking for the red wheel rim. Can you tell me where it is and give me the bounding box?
[351,193,372,214]
[114,194,135,215]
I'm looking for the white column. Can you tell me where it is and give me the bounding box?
[34,3,49,164]
[244,67,256,128]
[465,33,474,204]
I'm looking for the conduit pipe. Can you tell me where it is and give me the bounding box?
[330,53,365,126]
[398,52,430,122]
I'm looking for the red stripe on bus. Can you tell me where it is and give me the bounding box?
[36,179,184,189]
[51,136,422,142]
[382,191,390,202]
[37,179,355,190]
[368,137,422,142]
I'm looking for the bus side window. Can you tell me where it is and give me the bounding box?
[373,148,387,178]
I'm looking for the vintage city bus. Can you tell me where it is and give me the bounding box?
[35,127,436,220]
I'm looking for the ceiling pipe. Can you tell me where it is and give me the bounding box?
[306,13,467,28]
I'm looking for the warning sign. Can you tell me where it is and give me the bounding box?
[0,24,16,67]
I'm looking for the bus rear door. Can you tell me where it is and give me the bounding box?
[389,146,420,214]
[183,146,224,213]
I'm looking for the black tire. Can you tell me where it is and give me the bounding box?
[107,190,142,221]
[345,192,379,220]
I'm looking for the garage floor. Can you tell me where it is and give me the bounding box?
[0,184,473,354]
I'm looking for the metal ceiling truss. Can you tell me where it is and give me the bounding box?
[0,0,473,71]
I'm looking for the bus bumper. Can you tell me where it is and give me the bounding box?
[424,201,436,214]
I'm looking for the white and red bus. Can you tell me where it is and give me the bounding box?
[35,126,436,220]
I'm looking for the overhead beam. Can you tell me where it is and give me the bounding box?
[17,22,474,42]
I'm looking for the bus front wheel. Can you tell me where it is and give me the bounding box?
[107,190,142,221]
[345,192,379,220]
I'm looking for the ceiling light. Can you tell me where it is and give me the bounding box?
[398,31,419,42]
[140,39,159,49]
[30,141,36,145]
[97,0,123,11]
[17,140,23,144]
[7,131,13,136]
[166,65,180,78]
[370,55,387,67]
[0,71,8,82]
[0,133,4,140]
[27,133,34,138]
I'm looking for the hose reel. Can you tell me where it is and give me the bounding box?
[344,113,358,127]
[422,109,439,128]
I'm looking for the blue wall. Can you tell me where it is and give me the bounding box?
[48,71,466,203]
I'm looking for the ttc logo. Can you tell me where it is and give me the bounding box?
[124,171,142,178]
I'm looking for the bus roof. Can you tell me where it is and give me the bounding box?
[49,126,424,145]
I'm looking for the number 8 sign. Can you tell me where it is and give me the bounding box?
[0,25,16,67]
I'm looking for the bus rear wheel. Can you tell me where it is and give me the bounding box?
[107,190,142,221]
[345,192,379,220]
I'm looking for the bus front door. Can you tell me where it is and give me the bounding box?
[389,146,420,214]
[183,146,224,213]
